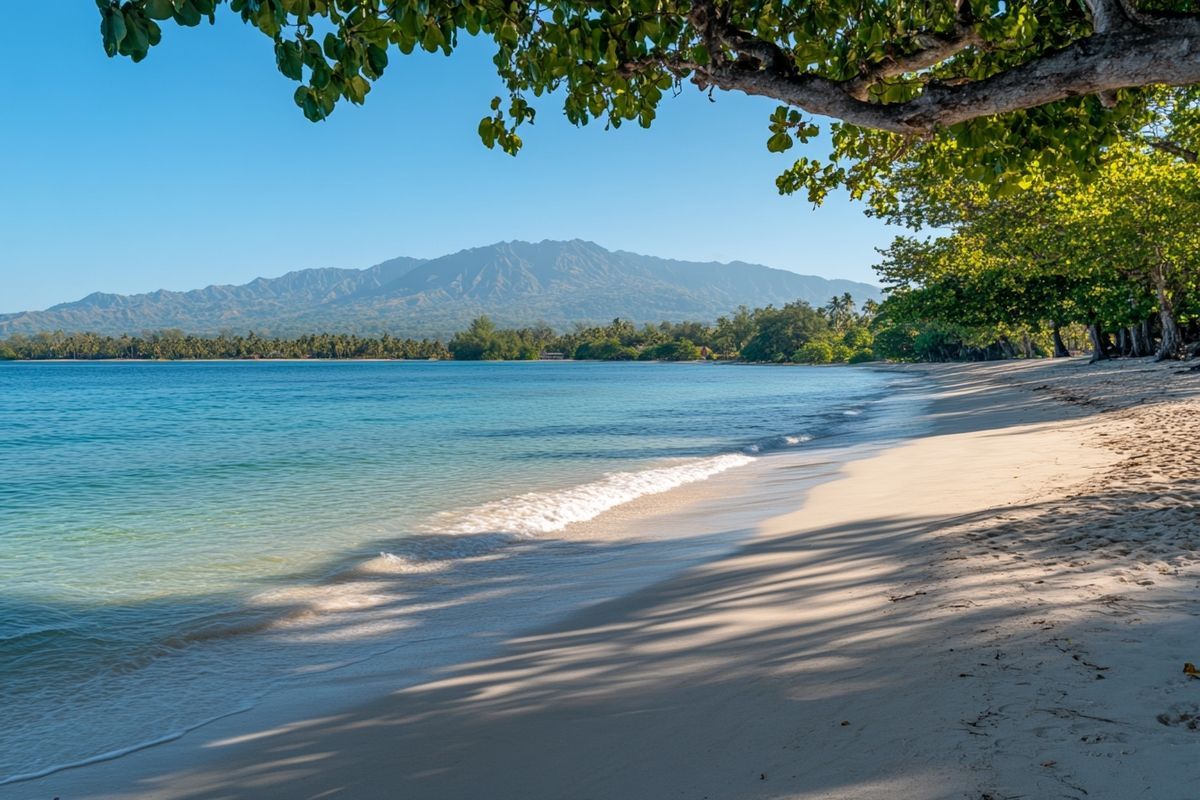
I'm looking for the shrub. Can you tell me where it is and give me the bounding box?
[848,349,876,363]
[843,327,873,350]
[830,343,854,363]
[794,340,834,364]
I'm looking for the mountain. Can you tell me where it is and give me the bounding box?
[0,240,882,337]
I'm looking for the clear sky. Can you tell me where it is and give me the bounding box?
[0,6,901,314]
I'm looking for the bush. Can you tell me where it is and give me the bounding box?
[843,327,873,350]
[794,340,834,364]
[576,338,637,360]
[644,339,701,361]
[830,343,854,363]
[847,348,876,363]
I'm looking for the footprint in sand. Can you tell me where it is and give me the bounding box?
[1156,704,1200,731]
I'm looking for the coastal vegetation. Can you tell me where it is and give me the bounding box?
[0,295,878,364]
[865,135,1200,363]
[0,330,450,361]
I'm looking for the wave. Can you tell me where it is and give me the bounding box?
[0,701,259,787]
[433,452,756,537]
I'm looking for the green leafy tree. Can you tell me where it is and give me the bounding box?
[448,315,498,359]
[712,305,756,357]
[94,1,1200,199]
[868,137,1199,362]
[740,302,828,362]
[648,338,701,361]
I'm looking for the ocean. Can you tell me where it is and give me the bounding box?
[0,360,902,784]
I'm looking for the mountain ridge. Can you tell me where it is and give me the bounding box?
[1,240,881,337]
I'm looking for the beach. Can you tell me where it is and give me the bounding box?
[12,358,1200,799]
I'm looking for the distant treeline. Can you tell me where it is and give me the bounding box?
[446,295,876,362]
[0,330,450,361]
[0,295,880,364]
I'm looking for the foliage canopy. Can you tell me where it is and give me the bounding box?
[95,0,1200,199]
[871,143,1200,361]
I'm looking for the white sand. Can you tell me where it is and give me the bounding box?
[13,358,1200,799]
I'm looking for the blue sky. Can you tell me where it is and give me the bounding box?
[0,7,900,313]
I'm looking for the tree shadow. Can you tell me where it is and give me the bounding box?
[10,359,1200,799]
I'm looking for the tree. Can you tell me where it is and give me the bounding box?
[739,302,827,362]
[795,340,834,364]
[648,338,701,360]
[712,305,756,357]
[95,1,1200,199]
[870,143,1200,361]
[448,315,498,359]
[823,293,857,332]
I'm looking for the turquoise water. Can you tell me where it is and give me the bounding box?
[0,361,890,782]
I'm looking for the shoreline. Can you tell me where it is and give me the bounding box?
[13,359,1200,798]
[5,371,914,793]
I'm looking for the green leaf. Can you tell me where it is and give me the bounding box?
[767,132,793,153]
[100,8,127,57]
[310,60,331,89]
[344,75,370,105]
[275,40,303,81]
[294,86,324,121]
[173,0,202,27]
[323,32,342,60]
[366,44,388,78]
[122,16,151,60]
[478,116,497,148]
[145,0,176,21]
[497,20,519,45]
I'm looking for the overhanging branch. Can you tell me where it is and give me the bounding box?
[692,16,1200,136]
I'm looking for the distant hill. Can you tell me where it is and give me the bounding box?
[0,240,882,337]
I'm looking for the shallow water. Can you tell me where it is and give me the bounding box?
[0,360,891,782]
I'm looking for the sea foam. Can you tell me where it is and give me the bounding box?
[436,452,755,536]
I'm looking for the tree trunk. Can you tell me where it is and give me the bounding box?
[1129,324,1147,357]
[1051,325,1070,358]
[1153,262,1185,360]
[1088,324,1110,363]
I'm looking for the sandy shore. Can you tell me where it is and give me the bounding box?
[16,358,1200,799]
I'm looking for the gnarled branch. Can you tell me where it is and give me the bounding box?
[693,15,1200,136]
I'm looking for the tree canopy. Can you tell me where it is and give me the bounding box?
[871,141,1200,361]
[95,0,1200,198]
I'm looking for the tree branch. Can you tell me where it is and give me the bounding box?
[1147,138,1199,162]
[842,0,984,101]
[692,16,1200,136]
[842,26,984,101]
[1085,0,1131,34]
